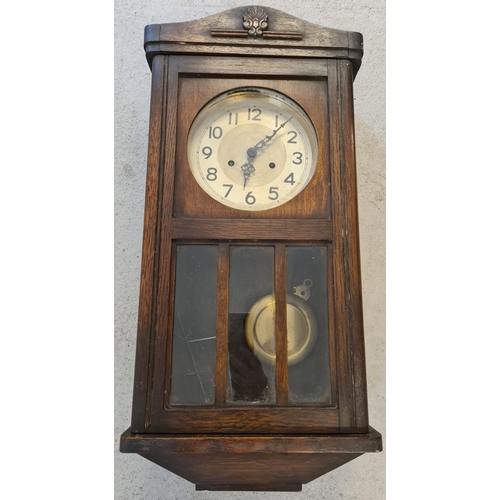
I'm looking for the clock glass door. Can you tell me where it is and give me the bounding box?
[168,243,334,408]
[148,63,340,433]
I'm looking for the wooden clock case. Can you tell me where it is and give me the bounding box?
[120,5,382,492]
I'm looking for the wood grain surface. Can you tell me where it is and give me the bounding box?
[121,426,382,489]
[130,55,167,432]
[143,6,363,74]
[173,73,330,220]
[128,5,372,449]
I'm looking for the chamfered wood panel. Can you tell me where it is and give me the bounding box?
[171,218,333,240]
[146,43,361,68]
[148,407,340,434]
[120,426,382,489]
[173,75,330,219]
[148,57,181,427]
[338,59,369,431]
[328,59,369,432]
[177,56,328,77]
[142,452,362,488]
[120,426,382,454]
[131,55,168,433]
[328,59,353,431]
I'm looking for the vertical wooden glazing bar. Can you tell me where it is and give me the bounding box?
[338,60,369,431]
[327,243,339,407]
[328,59,353,430]
[131,54,168,432]
[274,244,288,406]
[214,243,230,406]
[162,243,177,407]
[149,56,179,424]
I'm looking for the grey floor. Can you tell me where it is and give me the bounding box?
[115,1,385,498]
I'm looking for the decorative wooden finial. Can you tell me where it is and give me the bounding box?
[242,6,268,37]
[211,5,302,40]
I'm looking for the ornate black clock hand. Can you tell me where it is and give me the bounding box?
[251,116,293,152]
[240,116,292,188]
[240,161,255,188]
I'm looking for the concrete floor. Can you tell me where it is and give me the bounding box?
[115,1,385,498]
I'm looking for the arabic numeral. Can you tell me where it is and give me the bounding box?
[268,187,279,200]
[287,131,298,144]
[206,167,218,181]
[245,191,256,205]
[284,173,295,185]
[292,152,303,164]
[248,108,262,121]
[228,112,238,125]
[208,126,223,139]
[223,184,233,197]
[202,146,212,159]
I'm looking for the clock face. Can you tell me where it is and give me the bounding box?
[187,87,318,211]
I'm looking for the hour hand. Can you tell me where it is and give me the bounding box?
[240,162,255,188]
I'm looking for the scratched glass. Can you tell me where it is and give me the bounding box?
[170,245,218,405]
[286,246,332,404]
[227,246,276,404]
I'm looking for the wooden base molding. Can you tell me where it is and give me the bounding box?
[120,427,382,491]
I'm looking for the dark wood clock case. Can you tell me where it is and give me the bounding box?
[120,5,382,492]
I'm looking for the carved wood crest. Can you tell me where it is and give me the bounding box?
[211,6,302,40]
[242,6,268,36]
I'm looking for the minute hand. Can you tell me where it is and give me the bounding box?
[251,116,293,152]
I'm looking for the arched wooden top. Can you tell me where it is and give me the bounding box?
[144,5,363,76]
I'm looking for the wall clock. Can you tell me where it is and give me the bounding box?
[120,5,382,492]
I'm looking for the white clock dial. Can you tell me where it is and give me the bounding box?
[187,88,318,211]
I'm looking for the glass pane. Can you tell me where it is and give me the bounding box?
[227,246,275,404]
[286,246,332,404]
[170,245,218,405]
